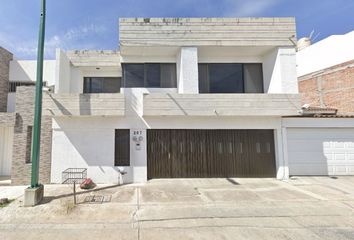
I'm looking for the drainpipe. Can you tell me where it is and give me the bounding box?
[30,0,46,188]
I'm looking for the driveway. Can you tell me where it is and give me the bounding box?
[1,177,354,240]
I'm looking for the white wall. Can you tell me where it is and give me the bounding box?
[0,127,14,176]
[55,49,71,93]
[9,60,56,85]
[177,47,199,94]
[51,117,132,184]
[263,47,298,94]
[297,31,354,77]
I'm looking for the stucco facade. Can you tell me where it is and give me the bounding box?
[3,18,304,184]
[47,18,300,184]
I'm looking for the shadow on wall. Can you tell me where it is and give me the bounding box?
[46,93,92,116]
[48,94,71,115]
[79,94,91,115]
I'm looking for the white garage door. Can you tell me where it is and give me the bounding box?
[287,128,354,176]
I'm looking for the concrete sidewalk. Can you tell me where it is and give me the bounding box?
[1,177,354,240]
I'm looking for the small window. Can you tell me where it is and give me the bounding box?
[266,142,271,153]
[256,142,261,153]
[83,77,121,93]
[26,126,33,163]
[228,142,233,154]
[115,129,130,166]
[218,142,223,154]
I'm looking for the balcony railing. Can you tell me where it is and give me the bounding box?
[143,93,301,117]
[43,93,125,116]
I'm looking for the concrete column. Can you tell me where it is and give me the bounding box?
[263,47,298,94]
[131,129,147,182]
[176,47,199,93]
[274,127,289,180]
[55,49,71,93]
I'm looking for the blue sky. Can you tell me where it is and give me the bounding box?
[0,0,353,59]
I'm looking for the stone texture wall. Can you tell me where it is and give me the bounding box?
[11,87,52,185]
[299,60,354,114]
[0,47,13,112]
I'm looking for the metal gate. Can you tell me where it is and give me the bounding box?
[147,129,276,179]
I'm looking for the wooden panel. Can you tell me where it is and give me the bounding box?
[147,129,276,179]
[115,129,130,166]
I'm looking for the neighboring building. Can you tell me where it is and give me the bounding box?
[1,18,353,185]
[0,47,15,177]
[284,31,354,177]
[297,31,354,114]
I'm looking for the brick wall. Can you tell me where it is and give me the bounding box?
[11,87,52,185]
[0,47,13,112]
[299,60,354,114]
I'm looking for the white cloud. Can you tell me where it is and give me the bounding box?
[64,24,107,41]
[0,23,107,59]
[223,0,279,16]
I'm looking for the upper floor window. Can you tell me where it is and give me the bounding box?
[122,63,177,88]
[83,77,121,93]
[198,63,263,93]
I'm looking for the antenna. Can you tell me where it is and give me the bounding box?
[312,32,321,42]
[309,30,315,40]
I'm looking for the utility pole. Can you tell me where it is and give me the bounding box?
[24,0,46,207]
[31,0,46,188]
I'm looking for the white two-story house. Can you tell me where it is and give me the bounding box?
[43,17,300,184]
[3,17,312,184]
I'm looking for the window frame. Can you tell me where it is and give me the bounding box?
[198,63,264,94]
[122,63,177,88]
[83,77,121,93]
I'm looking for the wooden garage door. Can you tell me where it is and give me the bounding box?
[147,129,276,179]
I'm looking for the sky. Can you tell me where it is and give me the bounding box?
[0,0,353,60]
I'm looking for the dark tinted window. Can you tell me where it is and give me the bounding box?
[198,64,209,93]
[209,64,243,93]
[115,129,130,166]
[198,63,263,93]
[244,64,264,93]
[123,63,177,88]
[123,64,144,87]
[146,64,161,87]
[160,64,177,88]
[83,77,121,93]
